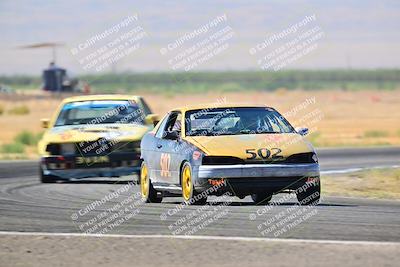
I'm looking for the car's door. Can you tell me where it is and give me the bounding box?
[147,113,169,182]
[153,111,184,185]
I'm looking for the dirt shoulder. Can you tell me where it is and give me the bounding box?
[322,168,400,199]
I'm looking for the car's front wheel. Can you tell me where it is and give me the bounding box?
[140,162,162,203]
[40,167,57,183]
[251,192,273,205]
[296,179,320,205]
[181,162,207,205]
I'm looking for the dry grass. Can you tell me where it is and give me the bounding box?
[145,89,400,147]
[0,89,400,150]
[322,168,400,199]
[7,105,30,115]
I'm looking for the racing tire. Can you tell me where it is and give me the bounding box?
[140,162,162,203]
[40,167,57,183]
[251,193,273,205]
[181,162,207,205]
[296,179,321,206]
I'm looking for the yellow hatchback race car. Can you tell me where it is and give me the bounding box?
[38,95,158,183]
[140,104,320,205]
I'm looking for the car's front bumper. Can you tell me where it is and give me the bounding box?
[195,163,320,194]
[198,163,319,179]
[41,153,141,179]
[42,166,140,179]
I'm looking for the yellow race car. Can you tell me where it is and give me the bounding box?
[140,104,320,205]
[38,95,158,183]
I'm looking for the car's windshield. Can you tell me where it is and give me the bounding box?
[54,100,144,126]
[185,107,295,136]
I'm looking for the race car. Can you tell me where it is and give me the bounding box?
[140,104,320,205]
[38,95,159,183]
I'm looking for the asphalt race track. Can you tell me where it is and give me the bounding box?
[1,147,400,266]
[0,146,399,239]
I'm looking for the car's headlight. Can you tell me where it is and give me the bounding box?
[61,143,76,154]
[312,153,318,163]
[46,144,61,155]
[286,152,318,163]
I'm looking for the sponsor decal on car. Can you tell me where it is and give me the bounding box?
[192,150,201,160]
[160,153,171,177]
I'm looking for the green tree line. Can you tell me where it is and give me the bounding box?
[1,69,399,92]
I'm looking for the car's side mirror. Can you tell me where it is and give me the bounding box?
[145,114,159,127]
[164,130,180,140]
[295,127,309,136]
[41,118,50,129]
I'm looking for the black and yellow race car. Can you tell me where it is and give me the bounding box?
[38,95,158,183]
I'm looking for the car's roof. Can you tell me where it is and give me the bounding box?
[61,94,142,103]
[173,103,271,112]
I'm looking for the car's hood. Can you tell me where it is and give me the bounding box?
[43,124,150,143]
[185,133,314,159]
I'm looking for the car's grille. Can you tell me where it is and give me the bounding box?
[111,141,141,152]
[76,139,112,156]
[202,156,244,165]
[47,140,140,156]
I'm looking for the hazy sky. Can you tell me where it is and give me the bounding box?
[0,0,399,75]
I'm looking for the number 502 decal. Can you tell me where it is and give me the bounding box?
[245,148,283,160]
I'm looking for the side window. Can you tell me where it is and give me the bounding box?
[170,113,182,133]
[156,112,182,139]
[155,115,169,138]
[164,112,181,133]
[139,98,152,115]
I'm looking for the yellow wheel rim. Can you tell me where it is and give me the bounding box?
[140,163,149,199]
[182,165,192,201]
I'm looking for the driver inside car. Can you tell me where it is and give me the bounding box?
[232,112,270,133]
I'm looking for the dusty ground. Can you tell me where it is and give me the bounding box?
[1,234,399,267]
[0,89,399,156]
